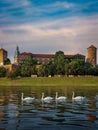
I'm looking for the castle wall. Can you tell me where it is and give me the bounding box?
[0,48,7,65]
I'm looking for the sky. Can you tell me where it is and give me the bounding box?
[0,0,98,63]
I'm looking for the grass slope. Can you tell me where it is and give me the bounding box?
[0,76,98,87]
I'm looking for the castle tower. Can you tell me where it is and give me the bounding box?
[0,48,7,65]
[87,45,97,66]
[14,46,20,64]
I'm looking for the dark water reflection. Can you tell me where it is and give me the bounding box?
[0,86,98,129]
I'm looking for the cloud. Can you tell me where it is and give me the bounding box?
[0,0,98,63]
[0,0,90,26]
[1,14,98,62]
[1,14,98,38]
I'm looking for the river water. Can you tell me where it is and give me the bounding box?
[0,86,98,130]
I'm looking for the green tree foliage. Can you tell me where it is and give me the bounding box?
[21,57,37,66]
[84,62,93,75]
[6,67,21,79]
[21,65,32,77]
[0,67,6,77]
[4,58,11,65]
[64,62,69,76]
[36,51,98,77]
[20,58,37,77]
[68,60,85,76]
[13,50,98,77]
[93,66,98,76]
[54,51,65,75]
[47,62,56,76]
[37,64,49,77]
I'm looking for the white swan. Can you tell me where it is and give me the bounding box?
[72,91,86,102]
[95,94,98,100]
[41,92,53,103]
[21,93,35,103]
[55,92,67,102]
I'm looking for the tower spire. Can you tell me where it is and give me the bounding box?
[15,45,20,57]
[14,46,20,64]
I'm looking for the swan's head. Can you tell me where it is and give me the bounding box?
[42,92,44,97]
[56,92,58,96]
[72,91,75,95]
[55,92,58,99]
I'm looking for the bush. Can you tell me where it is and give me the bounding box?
[0,67,6,77]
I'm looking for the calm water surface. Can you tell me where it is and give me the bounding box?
[0,86,98,130]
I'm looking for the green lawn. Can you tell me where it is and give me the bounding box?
[0,76,98,87]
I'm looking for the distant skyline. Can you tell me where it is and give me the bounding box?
[0,0,98,63]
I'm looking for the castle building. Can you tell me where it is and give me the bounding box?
[64,54,85,62]
[33,54,55,64]
[32,53,85,64]
[14,46,85,65]
[87,45,97,66]
[0,48,7,65]
[0,48,19,72]
[0,45,97,72]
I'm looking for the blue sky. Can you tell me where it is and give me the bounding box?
[0,0,98,63]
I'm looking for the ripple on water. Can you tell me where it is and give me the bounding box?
[0,90,98,130]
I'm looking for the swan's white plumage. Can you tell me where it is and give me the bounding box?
[42,92,53,103]
[72,91,85,101]
[21,93,35,103]
[55,92,67,102]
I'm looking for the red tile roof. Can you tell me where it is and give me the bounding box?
[88,45,96,49]
[20,52,32,56]
[65,54,85,58]
[19,52,85,59]
[75,53,85,57]
[33,54,55,58]
[0,48,7,52]
[65,55,74,58]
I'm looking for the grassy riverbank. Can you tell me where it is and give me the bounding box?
[0,76,98,87]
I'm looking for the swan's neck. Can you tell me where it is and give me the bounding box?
[55,92,58,100]
[42,93,44,100]
[21,93,24,100]
[72,91,75,99]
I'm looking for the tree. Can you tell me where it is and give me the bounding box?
[4,58,11,65]
[0,67,6,77]
[21,65,32,77]
[64,62,70,76]
[21,57,37,66]
[37,64,49,77]
[84,62,93,75]
[68,60,85,76]
[20,58,37,77]
[54,51,65,75]
[47,62,56,76]
[93,66,98,76]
